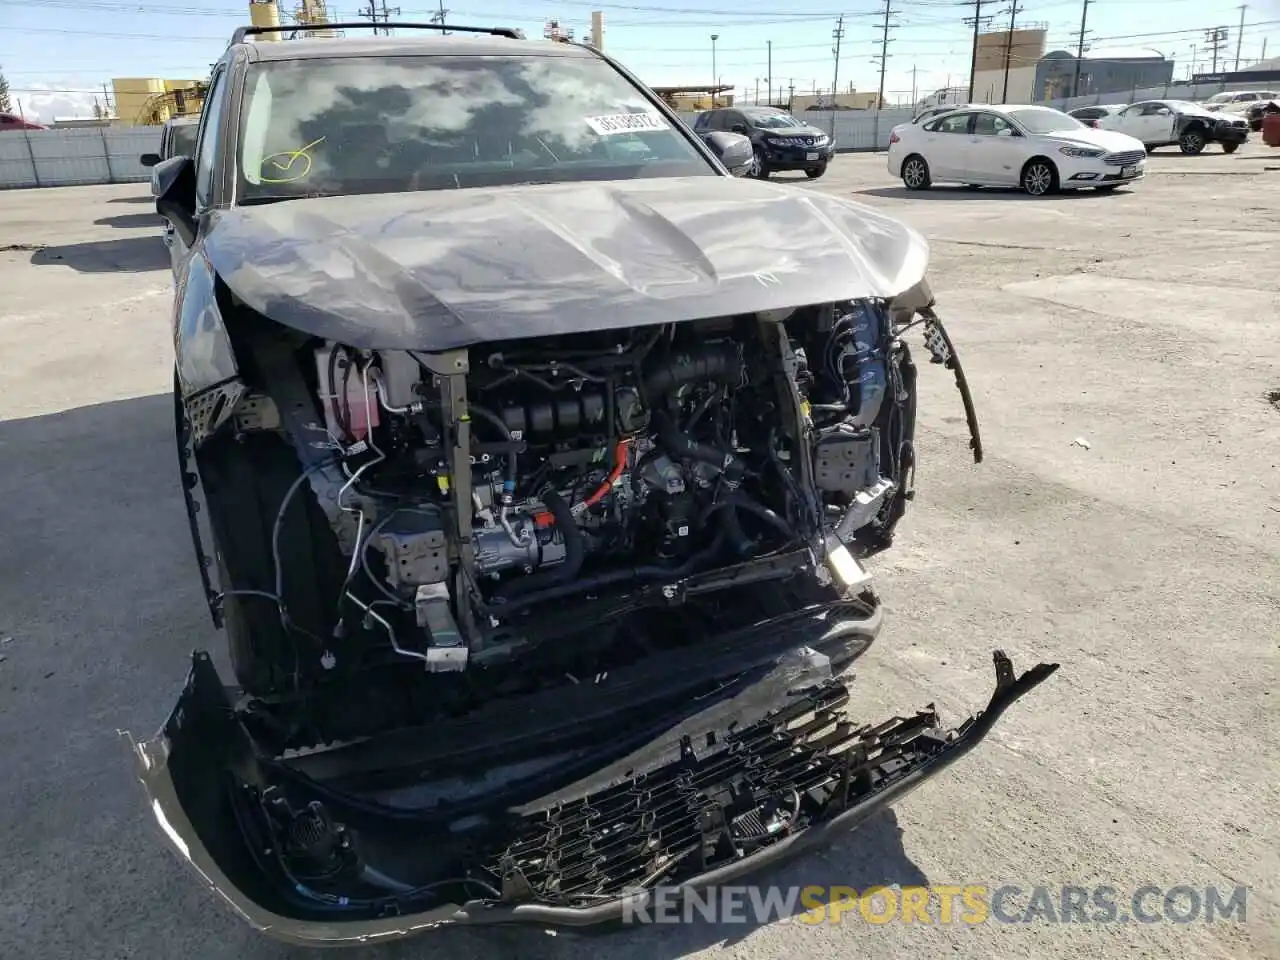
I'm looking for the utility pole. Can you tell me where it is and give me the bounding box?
[788,79,795,110]
[830,14,845,135]
[1001,3,1023,103]
[911,64,917,106]
[430,1,449,34]
[755,78,760,104]
[1205,26,1228,73]
[767,40,773,107]
[873,0,896,113]
[380,0,400,35]
[965,0,987,100]
[1071,0,1091,98]
[1234,4,1247,71]
[711,34,718,107]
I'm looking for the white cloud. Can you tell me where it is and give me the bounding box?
[9,80,101,121]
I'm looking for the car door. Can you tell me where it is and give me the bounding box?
[965,111,1025,184]
[1104,103,1146,139]
[921,111,974,180]
[170,68,227,272]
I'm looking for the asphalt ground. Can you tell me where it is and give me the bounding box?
[1,140,1278,960]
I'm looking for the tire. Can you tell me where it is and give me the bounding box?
[1179,129,1207,154]
[191,417,346,695]
[1020,158,1057,196]
[804,164,828,180]
[751,145,770,179]
[963,184,983,190]
[1222,141,1240,154]
[901,154,931,190]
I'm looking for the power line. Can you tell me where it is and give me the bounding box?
[830,14,845,126]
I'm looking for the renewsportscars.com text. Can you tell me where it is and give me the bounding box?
[621,884,1249,926]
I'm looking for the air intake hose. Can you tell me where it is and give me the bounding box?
[641,341,741,401]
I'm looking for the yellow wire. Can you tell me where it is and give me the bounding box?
[258,136,327,184]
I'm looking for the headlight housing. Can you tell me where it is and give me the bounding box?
[1059,146,1106,158]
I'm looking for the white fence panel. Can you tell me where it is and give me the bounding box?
[0,126,162,189]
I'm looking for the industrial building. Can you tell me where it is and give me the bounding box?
[1036,50,1173,100]
[970,24,1049,104]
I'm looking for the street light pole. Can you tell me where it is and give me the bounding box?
[711,34,719,108]
[767,40,773,107]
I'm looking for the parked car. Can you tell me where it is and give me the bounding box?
[140,115,200,170]
[693,105,835,179]
[911,103,979,124]
[142,17,1051,949]
[1202,90,1278,112]
[1095,99,1249,153]
[888,104,1147,195]
[0,113,47,131]
[1245,98,1280,131]
[1067,104,1127,127]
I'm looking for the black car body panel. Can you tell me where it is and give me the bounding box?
[200,176,930,353]
[753,123,838,170]
[133,640,1057,947]
[1176,109,1249,143]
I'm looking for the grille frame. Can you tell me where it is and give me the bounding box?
[1103,149,1146,166]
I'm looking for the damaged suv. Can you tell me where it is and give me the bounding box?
[140,21,1056,945]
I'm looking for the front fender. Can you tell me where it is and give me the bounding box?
[175,253,244,444]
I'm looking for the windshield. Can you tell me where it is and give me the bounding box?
[1007,107,1084,134]
[235,55,714,202]
[745,110,802,128]
[168,123,198,158]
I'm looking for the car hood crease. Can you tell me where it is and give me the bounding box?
[204,176,930,350]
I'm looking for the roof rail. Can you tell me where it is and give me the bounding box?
[230,22,525,44]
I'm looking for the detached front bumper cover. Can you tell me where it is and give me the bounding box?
[131,650,1057,946]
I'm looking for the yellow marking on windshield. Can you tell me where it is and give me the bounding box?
[259,136,326,184]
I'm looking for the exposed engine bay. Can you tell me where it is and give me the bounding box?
[185,295,979,715]
[154,287,1000,945]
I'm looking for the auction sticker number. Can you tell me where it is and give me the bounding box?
[585,111,670,135]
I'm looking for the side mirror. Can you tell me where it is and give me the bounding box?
[152,155,198,247]
[701,131,754,176]
[139,152,161,168]
[730,124,749,135]
[996,127,1013,137]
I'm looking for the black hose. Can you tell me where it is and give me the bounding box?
[491,491,583,599]
[491,525,729,615]
[641,340,741,402]
[468,403,517,490]
[652,409,744,483]
[720,506,753,555]
[700,494,796,543]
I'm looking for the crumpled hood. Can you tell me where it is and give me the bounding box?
[204,176,929,351]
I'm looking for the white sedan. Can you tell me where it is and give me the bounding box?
[887,104,1148,196]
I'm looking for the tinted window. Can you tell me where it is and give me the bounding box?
[194,69,226,208]
[693,111,711,130]
[973,113,1013,136]
[166,123,199,158]
[236,55,713,202]
[1007,107,1083,134]
[934,112,972,134]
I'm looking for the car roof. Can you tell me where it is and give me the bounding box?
[238,34,593,63]
[166,116,200,127]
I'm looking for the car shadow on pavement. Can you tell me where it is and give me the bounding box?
[854,185,1119,201]
[337,810,931,960]
[94,212,163,229]
[108,194,156,204]
[30,236,168,273]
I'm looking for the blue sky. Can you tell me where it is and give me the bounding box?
[2,0,1277,119]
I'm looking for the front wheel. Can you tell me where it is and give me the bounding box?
[751,145,770,179]
[805,164,828,180]
[1179,130,1207,154]
[901,155,931,190]
[1021,159,1057,196]
[1222,141,1240,154]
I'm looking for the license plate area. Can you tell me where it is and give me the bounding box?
[1121,164,1137,177]
[806,151,820,161]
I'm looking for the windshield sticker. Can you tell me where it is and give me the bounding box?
[584,111,670,136]
[259,136,326,184]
